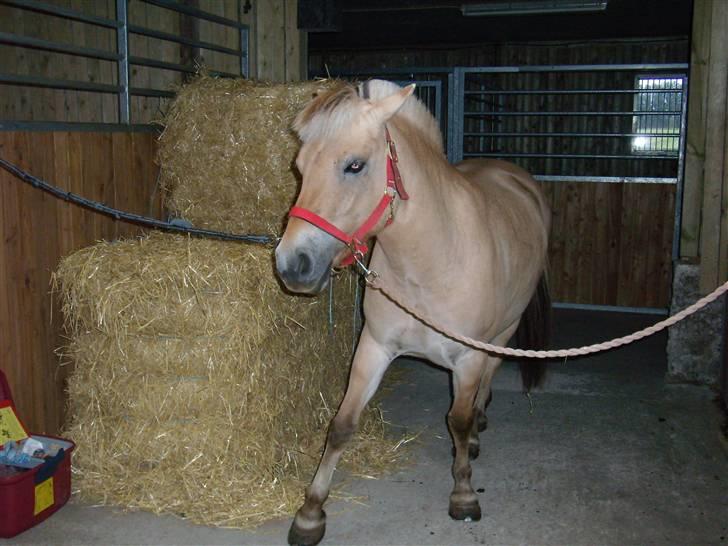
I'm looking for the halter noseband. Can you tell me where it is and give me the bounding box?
[288,127,409,268]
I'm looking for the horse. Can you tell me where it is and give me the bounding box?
[275,79,551,546]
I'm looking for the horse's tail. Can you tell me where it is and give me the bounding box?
[516,273,551,392]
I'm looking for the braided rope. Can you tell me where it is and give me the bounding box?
[368,276,728,359]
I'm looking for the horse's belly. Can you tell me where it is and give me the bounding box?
[366,300,492,370]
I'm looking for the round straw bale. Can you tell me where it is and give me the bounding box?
[157,76,337,235]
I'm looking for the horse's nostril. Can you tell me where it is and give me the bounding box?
[297,251,312,277]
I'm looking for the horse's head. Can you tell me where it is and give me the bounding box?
[275,81,415,294]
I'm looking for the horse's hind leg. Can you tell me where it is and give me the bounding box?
[448,353,485,521]
[469,323,518,459]
[467,363,497,460]
[288,327,392,546]
[475,377,494,433]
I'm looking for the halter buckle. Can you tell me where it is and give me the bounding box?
[351,247,379,285]
[387,137,399,162]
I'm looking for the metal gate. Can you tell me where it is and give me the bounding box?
[447,64,688,312]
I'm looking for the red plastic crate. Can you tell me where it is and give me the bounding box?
[0,370,75,538]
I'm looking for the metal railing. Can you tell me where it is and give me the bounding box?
[449,64,689,185]
[0,0,249,130]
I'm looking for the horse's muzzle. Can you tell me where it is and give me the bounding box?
[275,246,331,294]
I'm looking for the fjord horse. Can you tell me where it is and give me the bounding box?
[275,80,551,545]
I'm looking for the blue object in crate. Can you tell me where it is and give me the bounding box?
[0,441,44,469]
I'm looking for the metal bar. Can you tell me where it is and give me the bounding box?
[316,67,455,78]
[140,0,248,29]
[0,72,121,93]
[129,87,175,98]
[129,55,197,74]
[432,80,442,134]
[464,110,682,117]
[128,55,238,78]
[0,0,121,28]
[116,0,130,124]
[447,71,455,162]
[469,151,678,160]
[452,68,465,163]
[553,302,668,315]
[464,88,683,96]
[672,75,690,260]
[460,63,689,74]
[465,152,678,160]
[464,131,680,138]
[0,120,157,132]
[0,31,121,60]
[239,24,249,77]
[128,24,240,56]
[534,175,677,184]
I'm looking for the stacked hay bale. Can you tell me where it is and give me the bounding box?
[56,76,405,528]
[157,75,335,235]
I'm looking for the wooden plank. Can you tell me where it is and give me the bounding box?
[0,134,23,417]
[12,131,39,429]
[616,183,637,307]
[26,131,61,433]
[53,132,74,252]
[256,0,285,82]
[721,116,728,283]
[699,0,728,292]
[681,0,712,258]
[284,0,306,81]
[67,131,85,249]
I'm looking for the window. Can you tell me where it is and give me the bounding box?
[631,76,684,155]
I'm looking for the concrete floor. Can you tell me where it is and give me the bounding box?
[11,309,728,545]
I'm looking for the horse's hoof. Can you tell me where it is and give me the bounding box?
[287,510,326,546]
[449,499,482,522]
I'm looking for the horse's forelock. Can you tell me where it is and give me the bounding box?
[293,82,363,141]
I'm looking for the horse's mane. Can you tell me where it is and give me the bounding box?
[293,80,444,153]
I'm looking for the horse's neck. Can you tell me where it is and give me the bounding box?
[374,127,466,281]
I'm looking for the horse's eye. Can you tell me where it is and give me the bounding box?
[344,160,366,174]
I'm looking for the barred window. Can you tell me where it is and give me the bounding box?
[631,76,684,155]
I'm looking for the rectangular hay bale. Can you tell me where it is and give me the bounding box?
[54,233,404,528]
[157,77,337,235]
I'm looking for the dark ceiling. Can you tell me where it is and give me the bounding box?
[304,0,694,51]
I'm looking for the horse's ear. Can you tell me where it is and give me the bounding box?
[371,84,416,123]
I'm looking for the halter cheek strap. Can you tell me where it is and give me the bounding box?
[288,127,408,267]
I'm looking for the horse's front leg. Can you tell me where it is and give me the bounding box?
[448,353,486,521]
[288,326,392,546]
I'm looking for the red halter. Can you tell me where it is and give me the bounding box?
[288,127,409,267]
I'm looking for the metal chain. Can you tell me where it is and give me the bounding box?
[366,274,728,359]
[0,158,277,245]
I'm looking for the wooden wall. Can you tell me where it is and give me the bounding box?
[683,0,728,293]
[0,1,308,434]
[543,182,675,308]
[310,39,687,309]
[0,131,161,434]
[0,0,305,124]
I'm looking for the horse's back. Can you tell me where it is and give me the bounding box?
[453,158,550,229]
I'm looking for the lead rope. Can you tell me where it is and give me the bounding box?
[362,272,728,359]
